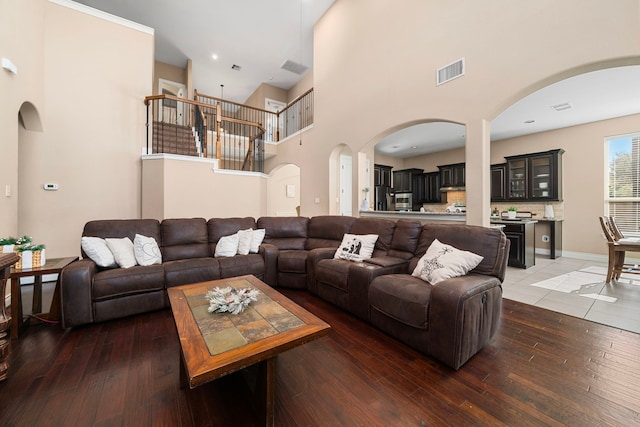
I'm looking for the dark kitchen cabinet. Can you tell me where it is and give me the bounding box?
[505,149,564,201]
[439,163,465,188]
[490,163,507,201]
[393,168,423,193]
[422,172,442,203]
[502,221,536,269]
[374,164,392,187]
[417,172,441,203]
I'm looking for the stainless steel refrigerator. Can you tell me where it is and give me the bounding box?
[374,186,393,211]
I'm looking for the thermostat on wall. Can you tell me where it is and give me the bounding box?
[43,183,58,191]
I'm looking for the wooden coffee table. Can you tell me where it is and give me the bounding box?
[167,275,330,426]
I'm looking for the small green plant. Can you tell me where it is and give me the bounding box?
[508,206,517,212]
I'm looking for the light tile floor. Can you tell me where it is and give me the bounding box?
[503,256,640,333]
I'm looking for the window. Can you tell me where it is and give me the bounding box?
[606,132,640,235]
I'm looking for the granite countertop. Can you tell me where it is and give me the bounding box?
[359,210,465,221]
[490,217,539,225]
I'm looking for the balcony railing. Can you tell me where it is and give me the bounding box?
[144,95,265,172]
[144,88,314,171]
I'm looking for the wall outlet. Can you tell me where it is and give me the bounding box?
[542,235,550,243]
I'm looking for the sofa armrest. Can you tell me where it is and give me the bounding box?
[428,273,502,370]
[306,248,337,293]
[347,259,409,321]
[59,259,97,328]
[364,256,408,268]
[259,243,278,287]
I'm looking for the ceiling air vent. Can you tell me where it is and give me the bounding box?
[281,59,309,75]
[437,57,465,86]
[231,64,241,71]
[551,102,572,111]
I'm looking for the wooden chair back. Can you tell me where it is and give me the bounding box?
[599,216,617,244]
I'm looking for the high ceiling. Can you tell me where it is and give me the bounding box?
[375,65,640,158]
[74,0,335,103]
[73,1,640,157]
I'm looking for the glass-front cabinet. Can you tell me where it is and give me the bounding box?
[504,149,564,201]
[507,158,527,200]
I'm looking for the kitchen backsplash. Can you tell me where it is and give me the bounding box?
[490,202,564,219]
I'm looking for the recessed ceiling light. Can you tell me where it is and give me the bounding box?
[524,119,535,124]
[412,146,418,149]
[211,53,218,60]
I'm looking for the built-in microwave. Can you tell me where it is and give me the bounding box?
[395,192,412,210]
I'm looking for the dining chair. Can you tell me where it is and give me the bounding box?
[599,216,640,283]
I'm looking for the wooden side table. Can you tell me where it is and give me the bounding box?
[10,256,78,339]
[0,252,20,381]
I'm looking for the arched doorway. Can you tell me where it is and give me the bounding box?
[329,145,352,216]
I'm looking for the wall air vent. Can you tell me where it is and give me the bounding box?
[437,57,465,86]
[551,102,572,111]
[281,59,309,75]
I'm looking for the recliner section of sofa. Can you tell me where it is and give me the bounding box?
[368,223,509,369]
[59,215,509,370]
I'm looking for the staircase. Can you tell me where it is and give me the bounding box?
[152,121,200,157]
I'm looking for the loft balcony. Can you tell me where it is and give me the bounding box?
[144,89,313,172]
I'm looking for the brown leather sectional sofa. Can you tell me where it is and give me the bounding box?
[60,215,509,369]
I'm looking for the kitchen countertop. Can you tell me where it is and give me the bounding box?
[360,210,466,222]
[490,217,539,225]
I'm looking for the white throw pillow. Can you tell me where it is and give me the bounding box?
[250,229,265,253]
[334,233,378,262]
[105,237,138,269]
[412,239,483,284]
[215,233,239,257]
[133,234,162,266]
[237,229,253,255]
[81,236,117,268]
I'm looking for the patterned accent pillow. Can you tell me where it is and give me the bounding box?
[334,233,378,262]
[412,239,483,284]
[133,234,162,266]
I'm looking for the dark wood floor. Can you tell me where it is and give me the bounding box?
[1,289,639,426]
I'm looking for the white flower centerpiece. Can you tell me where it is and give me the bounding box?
[205,286,260,315]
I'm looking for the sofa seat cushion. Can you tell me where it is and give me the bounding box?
[92,265,165,301]
[315,258,352,292]
[369,274,432,329]
[164,258,220,288]
[217,254,265,279]
[278,250,309,274]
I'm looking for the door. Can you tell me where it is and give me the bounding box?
[264,98,286,142]
[158,79,186,125]
[340,155,352,216]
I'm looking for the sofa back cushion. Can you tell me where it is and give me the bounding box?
[258,216,309,250]
[161,218,210,262]
[207,217,257,242]
[82,219,160,259]
[306,215,356,250]
[349,218,396,257]
[387,220,422,260]
[413,224,509,281]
